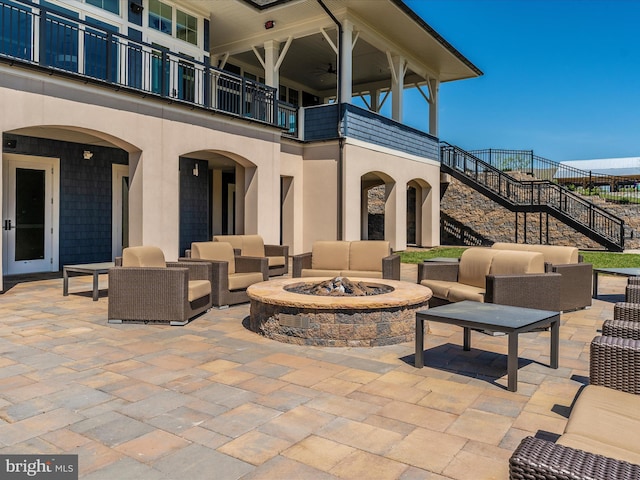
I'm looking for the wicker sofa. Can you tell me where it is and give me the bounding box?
[213,234,288,276]
[108,246,212,326]
[509,335,640,479]
[491,242,592,312]
[418,247,561,311]
[292,240,400,280]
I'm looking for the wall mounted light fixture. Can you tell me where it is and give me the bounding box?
[192,163,199,177]
[83,150,93,160]
[264,20,275,29]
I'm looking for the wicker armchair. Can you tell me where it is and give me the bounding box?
[626,284,640,303]
[108,246,212,326]
[601,302,640,340]
[509,336,640,479]
[182,241,268,308]
[213,235,289,277]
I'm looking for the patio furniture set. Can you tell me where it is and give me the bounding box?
[67,239,640,477]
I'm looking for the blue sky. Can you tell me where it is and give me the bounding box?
[399,0,640,161]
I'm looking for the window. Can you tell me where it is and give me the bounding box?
[149,0,171,35]
[86,0,119,15]
[176,10,197,45]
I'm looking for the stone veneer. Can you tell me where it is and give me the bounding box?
[441,176,640,249]
[247,278,432,347]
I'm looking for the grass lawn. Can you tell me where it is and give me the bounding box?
[400,246,640,268]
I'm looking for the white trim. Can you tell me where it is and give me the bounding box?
[2,154,60,275]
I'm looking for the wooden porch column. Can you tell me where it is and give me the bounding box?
[388,54,407,122]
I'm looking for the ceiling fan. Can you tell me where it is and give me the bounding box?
[314,63,337,76]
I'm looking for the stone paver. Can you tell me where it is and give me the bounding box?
[0,265,623,478]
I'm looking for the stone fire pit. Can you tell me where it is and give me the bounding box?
[247,277,432,347]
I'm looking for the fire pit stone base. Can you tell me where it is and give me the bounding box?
[247,277,433,347]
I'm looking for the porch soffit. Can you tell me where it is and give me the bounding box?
[200,0,480,86]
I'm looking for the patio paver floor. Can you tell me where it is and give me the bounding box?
[0,264,624,479]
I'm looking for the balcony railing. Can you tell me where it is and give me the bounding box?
[0,0,297,133]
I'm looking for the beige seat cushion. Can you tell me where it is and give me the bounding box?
[192,241,236,274]
[489,250,545,275]
[557,385,640,465]
[311,241,350,271]
[228,272,265,291]
[301,269,341,278]
[341,270,383,279]
[420,280,455,300]
[447,283,485,303]
[123,246,166,267]
[457,247,497,288]
[188,280,211,302]
[349,241,390,272]
[268,256,285,267]
[492,243,579,264]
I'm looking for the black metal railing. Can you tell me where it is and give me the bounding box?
[0,0,298,133]
[441,143,625,250]
[471,148,640,204]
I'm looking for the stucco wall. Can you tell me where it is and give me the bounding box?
[0,66,283,267]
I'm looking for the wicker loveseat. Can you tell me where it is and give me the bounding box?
[418,247,561,311]
[509,335,640,479]
[213,234,288,277]
[292,240,400,280]
[108,246,212,326]
[491,242,592,312]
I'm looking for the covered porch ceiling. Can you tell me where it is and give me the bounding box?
[189,0,481,98]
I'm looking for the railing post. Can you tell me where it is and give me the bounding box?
[241,77,246,117]
[203,67,211,108]
[106,32,113,83]
[39,10,47,66]
[161,50,168,97]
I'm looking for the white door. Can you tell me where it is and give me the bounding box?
[112,164,129,258]
[2,154,59,275]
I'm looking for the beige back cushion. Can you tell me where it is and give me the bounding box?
[349,241,390,272]
[241,235,266,257]
[457,248,498,288]
[122,246,166,267]
[490,250,545,275]
[213,235,243,251]
[311,241,351,270]
[492,242,579,264]
[192,241,236,274]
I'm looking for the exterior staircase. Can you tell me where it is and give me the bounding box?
[440,143,626,251]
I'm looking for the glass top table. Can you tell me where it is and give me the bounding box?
[415,301,560,392]
[592,268,640,298]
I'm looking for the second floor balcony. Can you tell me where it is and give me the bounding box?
[0,0,298,133]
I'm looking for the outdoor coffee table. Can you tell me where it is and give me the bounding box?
[592,267,640,298]
[415,301,560,392]
[63,262,114,301]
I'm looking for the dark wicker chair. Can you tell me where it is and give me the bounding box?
[213,235,289,277]
[108,246,212,326]
[509,335,640,479]
[626,284,640,303]
[182,241,268,308]
[601,302,640,340]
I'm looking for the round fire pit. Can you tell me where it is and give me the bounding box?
[247,277,432,347]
